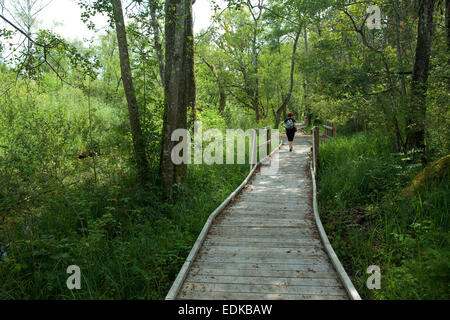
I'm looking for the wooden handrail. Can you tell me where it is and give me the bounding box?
[312,121,337,175]
[309,162,361,300]
[324,120,337,138]
[250,127,272,172]
[312,126,320,176]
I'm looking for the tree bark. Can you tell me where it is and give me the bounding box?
[112,0,150,185]
[446,0,450,90]
[274,28,301,128]
[199,54,227,114]
[252,27,260,123]
[160,0,196,194]
[149,0,165,86]
[446,0,450,51]
[247,0,263,122]
[405,0,436,154]
[393,0,408,98]
[303,27,311,125]
[219,89,226,114]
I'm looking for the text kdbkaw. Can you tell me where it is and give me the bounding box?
[223,304,273,315]
[170,121,280,166]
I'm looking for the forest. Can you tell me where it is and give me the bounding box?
[0,0,448,300]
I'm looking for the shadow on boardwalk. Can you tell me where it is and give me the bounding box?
[174,132,349,300]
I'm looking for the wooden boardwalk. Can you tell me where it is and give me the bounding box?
[166,132,360,300]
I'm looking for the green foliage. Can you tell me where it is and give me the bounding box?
[318,133,449,299]
[0,141,250,299]
[0,0,448,301]
[0,64,252,297]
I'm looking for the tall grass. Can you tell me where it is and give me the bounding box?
[0,94,272,299]
[317,132,449,299]
[0,161,251,299]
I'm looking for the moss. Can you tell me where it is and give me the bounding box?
[401,154,450,198]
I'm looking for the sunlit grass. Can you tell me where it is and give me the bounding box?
[317,132,449,299]
[0,130,276,299]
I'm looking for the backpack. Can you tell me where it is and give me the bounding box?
[285,118,294,130]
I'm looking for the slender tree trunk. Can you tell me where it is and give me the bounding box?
[406,0,436,154]
[252,34,260,122]
[160,0,196,194]
[247,1,263,123]
[446,0,450,89]
[393,0,408,98]
[112,0,150,185]
[149,0,165,86]
[274,28,301,128]
[254,102,260,122]
[219,90,226,114]
[446,0,450,51]
[303,27,311,125]
[274,110,282,129]
[200,55,226,114]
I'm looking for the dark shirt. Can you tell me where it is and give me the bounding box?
[284,118,296,130]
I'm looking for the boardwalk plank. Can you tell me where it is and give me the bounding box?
[219,213,314,221]
[185,275,342,287]
[188,267,340,279]
[195,256,326,265]
[218,220,316,228]
[180,282,345,296]
[209,226,318,238]
[190,261,336,272]
[197,246,327,259]
[202,239,322,248]
[178,291,348,300]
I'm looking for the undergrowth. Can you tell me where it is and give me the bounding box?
[0,161,250,299]
[317,132,449,299]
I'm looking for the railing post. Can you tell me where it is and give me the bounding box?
[333,122,337,138]
[312,126,319,176]
[250,129,257,172]
[267,126,271,155]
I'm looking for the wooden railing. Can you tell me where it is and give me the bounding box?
[324,120,336,138]
[312,127,320,176]
[312,121,337,176]
[250,126,272,172]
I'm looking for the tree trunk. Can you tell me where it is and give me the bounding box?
[160,0,196,194]
[446,0,450,90]
[254,101,260,122]
[149,0,165,86]
[393,0,408,98]
[405,0,436,154]
[112,0,150,185]
[303,27,311,126]
[446,0,450,51]
[219,89,226,114]
[273,28,301,128]
[248,2,263,123]
[252,44,260,122]
[274,109,282,129]
[199,55,226,114]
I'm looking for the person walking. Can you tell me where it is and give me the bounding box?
[281,112,297,152]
